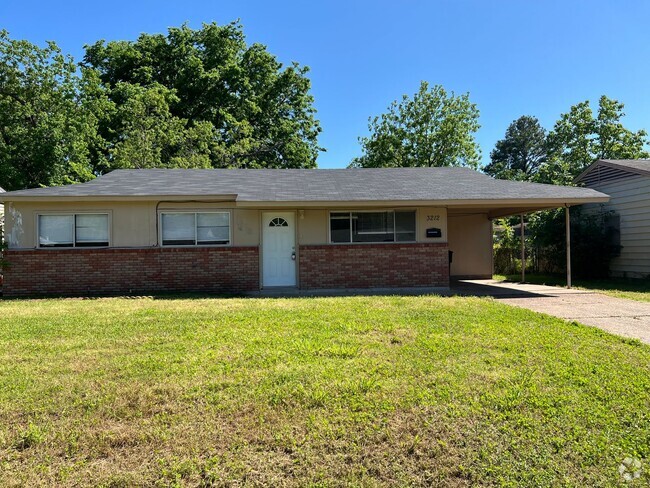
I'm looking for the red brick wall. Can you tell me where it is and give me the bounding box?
[2,247,259,297]
[298,243,449,289]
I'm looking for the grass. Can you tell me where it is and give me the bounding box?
[1,295,649,486]
[494,273,650,302]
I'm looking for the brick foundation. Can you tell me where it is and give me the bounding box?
[2,247,259,297]
[298,243,449,289]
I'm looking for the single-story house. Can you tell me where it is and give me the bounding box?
[0,168,608,296]
[576,159,650,278]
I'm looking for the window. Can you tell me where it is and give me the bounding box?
[161,212,230,246]
[330,211,416,243]
[269,217,289,227]
[38,214,109,248]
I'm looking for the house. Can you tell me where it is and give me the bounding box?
[0,168,608,296]
[576,159,650,278]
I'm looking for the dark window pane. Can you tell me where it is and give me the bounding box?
[162,239,196,246]
[330,213,351,242]
[352,212,394,242]
[395,211,416,241]
[75,241,109,247]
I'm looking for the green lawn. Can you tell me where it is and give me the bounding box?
[1,295,649,487]
[495,273,650,303]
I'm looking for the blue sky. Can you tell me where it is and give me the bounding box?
[4,0,650,168]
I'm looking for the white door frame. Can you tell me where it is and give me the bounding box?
[261,211,298,288]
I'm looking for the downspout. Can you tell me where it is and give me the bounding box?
[565,205,572,289]
[520,213,525,283]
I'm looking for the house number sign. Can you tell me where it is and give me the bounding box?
[426,214,441,222]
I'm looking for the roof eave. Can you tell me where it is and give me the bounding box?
[0,194,239,203]
[233,196,609,208]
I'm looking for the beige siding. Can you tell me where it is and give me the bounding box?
[447,212,492,278]
[298,210,328,245]
[6,201,155,248]
[584,175,650,278]
[6,203,450,249]
[297,207,447,245]
[417,208,447,242]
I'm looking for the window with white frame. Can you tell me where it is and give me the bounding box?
[161,212,230,246]
[330,210,416,243]
[38,214,109,247]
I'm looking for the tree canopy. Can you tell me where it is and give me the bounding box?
[0,23,322,191]
[538,96,649,185]
[490,96,649,278]
[484,116,546,181]
[0,31,97,190]
[350,82,481,169]
[83,22,321,171]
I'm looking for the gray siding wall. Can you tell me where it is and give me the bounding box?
[584,174,650,278]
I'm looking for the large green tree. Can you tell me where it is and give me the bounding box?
[538,96,649,185]
[484,115,546,181]
[350,82,481,168]
[528,96,647,277]
[100,82,215,170]
[83,22,322,170]
[0,31,97,190]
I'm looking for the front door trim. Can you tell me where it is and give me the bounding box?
[261,211,298,288]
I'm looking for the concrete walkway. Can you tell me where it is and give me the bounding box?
[453,280,650,344]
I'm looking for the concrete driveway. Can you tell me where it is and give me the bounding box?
[453,280,650,344]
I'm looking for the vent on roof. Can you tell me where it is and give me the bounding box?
[580,165,636,186]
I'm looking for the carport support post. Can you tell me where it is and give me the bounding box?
[520,214,525,283]
[566,206,572,289]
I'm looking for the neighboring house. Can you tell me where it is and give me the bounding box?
[576,159,650,279]
[0,168,607,296]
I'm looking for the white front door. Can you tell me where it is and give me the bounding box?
[262,212,296,287]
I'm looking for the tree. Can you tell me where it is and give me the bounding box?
[484,116,546,181]
[102,82,214,170]
[528,96,647,278]
[537,96,649,185]
[83,22,322,170]
[0,31,96,190]
[350,82,480,168]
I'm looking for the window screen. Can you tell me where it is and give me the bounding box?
[161,212,230,246]
[395,211,416,242]
[75,214,109,246]
[197,213,230,244]
[38,214,109,248]
[162,213,195,245]
[39,215,74,247]
[330,211,416,243]
[352,212,394,242]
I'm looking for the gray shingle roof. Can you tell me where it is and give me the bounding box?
[595,159,650,175]
[0,167,607,203]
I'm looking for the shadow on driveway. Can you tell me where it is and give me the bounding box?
[453,279,650,345]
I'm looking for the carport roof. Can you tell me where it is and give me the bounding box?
[0,168,608,212]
